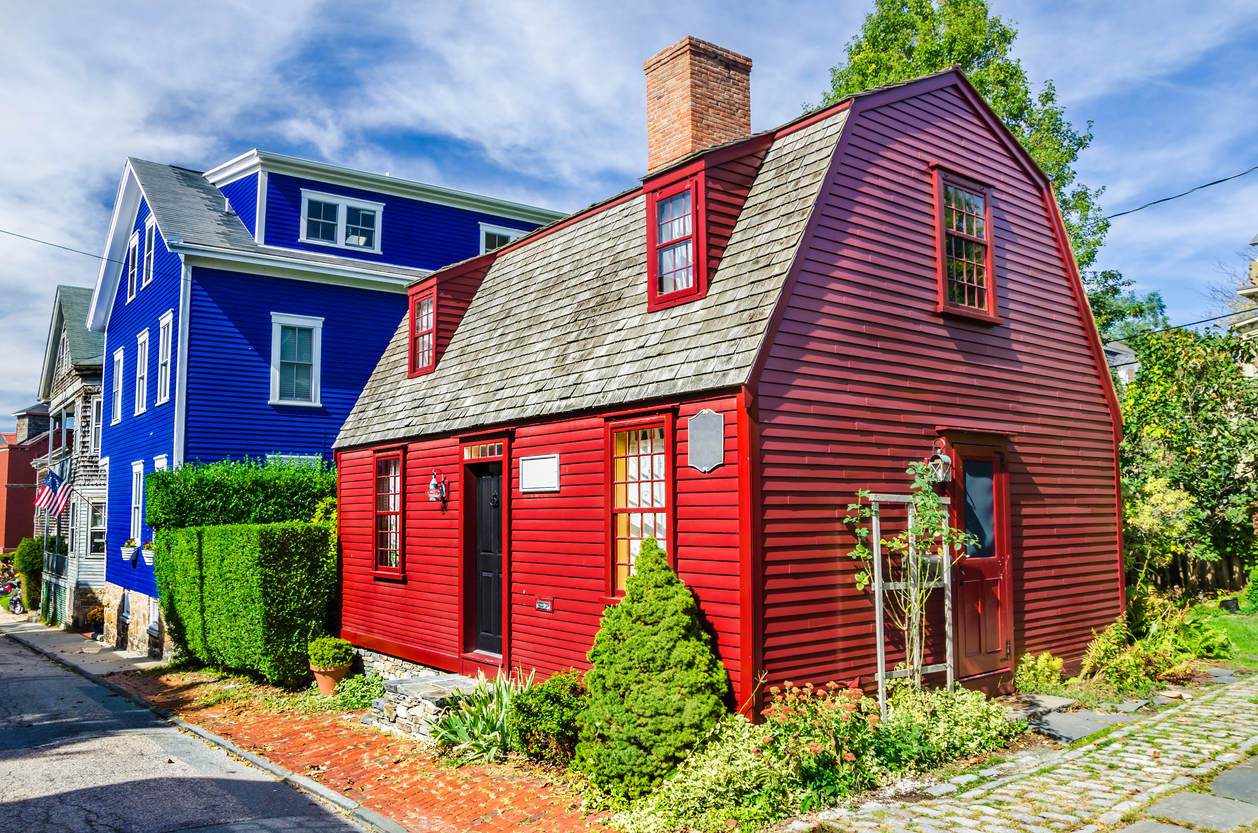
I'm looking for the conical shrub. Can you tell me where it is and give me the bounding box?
[575,537,729,799]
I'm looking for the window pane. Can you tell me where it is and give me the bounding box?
[346,207,376,248]
[294,364,311,400]
[657,191,692,244]
[658,239,694,295]
[306,200,338,242]
[963,460,996,558]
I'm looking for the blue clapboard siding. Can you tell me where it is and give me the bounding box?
[264,172,539,270]
[184,266,406,462]
[100,196,181,599]
[218,173,258,238]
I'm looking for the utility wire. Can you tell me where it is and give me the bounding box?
[1088,164,1258,228]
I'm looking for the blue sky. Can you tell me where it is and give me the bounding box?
[0,0,1256,432]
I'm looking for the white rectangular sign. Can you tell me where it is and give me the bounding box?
[519,454,560,493]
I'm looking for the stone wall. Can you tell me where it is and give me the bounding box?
[360,674,478,742]
[100,581,175,659]
[355,647,446,681]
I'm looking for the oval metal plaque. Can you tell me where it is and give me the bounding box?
[687,409,724,473]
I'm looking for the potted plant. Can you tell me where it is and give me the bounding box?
[85,606,104,635]
[120,539,137,562]
[141,540,155,566]
[308,636,355,695]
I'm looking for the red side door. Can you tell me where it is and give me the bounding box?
[951,443,1012,679]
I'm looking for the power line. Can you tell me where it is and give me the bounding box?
[1106,311,1257,368]
[1089,164,1258,228]
[0,227,123,264]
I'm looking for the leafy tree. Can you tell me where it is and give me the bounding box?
[575,537,729,800]
[1120,329,1258,578]
[1084,269,1169,342]
[815,0,1106,271]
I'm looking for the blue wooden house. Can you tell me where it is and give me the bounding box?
[86,150,563,654]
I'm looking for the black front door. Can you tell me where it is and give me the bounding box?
[474,463,503,654]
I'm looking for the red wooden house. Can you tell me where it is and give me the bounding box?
[333,37,1123,705]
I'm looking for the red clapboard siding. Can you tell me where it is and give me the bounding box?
[338,394,745,690]
[705,145,768,278]
[754,82,1120,690]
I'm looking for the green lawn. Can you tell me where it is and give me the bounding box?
[1189,600,1258,671]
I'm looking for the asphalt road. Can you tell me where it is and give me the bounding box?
[0,635,364,833]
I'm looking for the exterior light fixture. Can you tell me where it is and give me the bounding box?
[427,470,447,503]
[928,438,952,483]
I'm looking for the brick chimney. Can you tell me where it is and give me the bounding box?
[644,37,752,173]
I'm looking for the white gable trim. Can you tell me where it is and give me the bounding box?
[88,160,156,333]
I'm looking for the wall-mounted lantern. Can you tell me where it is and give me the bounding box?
[427,470,448,504]
[928,438,953,483]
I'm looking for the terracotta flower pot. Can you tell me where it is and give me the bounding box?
[311,663,352,696]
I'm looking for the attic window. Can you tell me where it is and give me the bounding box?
[142,218,156,287]
[410,290,436,376]
[126,233,139,302]
[479,223,525,254]
[646,177,707,311]
[935,171,999,322]
[299,189,384,254]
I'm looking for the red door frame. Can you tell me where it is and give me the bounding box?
[456,434,511,677]
[945,436,1013,680]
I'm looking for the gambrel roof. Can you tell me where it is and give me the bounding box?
[336,109,848,448]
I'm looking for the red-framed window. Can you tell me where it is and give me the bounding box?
[934,170,998,322]
[409,290,436,375]
[374,451,403,574]
[606,416,674,596]
[646,177,707,311]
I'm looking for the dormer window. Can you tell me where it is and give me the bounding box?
[299,189,384,254]
[934,168,1000,323]
[645,177,707,311]
[409,289,436,375]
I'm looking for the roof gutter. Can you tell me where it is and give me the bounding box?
[168,241,429,292]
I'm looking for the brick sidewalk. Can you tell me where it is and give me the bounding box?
[112,671,606,833]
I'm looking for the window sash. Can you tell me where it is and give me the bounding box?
[134,336,148,414]
[278,325,313,401]
[130,468,143,541]
[89,503,105,555]
[345,207,376,249]
[157,319,172,401]
[91,398,102,455]
[412,294,435,371]
[937,178,995,315]
[374,455,402,570]
[143,223,155,286]
[127,238,138,301]
[610,425,668,594]
[306,200,338,243]
[112,352,123,422]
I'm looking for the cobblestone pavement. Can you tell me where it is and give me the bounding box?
[809,677,1258,833]
[113,671,605,833]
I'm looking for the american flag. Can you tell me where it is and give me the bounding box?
[33,469,61,511]
[33,461,73,517]
[50,463,73,517]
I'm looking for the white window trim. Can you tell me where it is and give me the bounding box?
[134,329,149,415]
[126,233,139,302]
[269,312,323,407]
[142,217,156,287]
[111,349,124,424]
[479,222,526,254]
[265,452,323,466]
[129,461,144,543]
[91,397,102,456]
[298,188,384,254]
[153,454,168,472]
[155,310,173,406]
[147,596,161,637]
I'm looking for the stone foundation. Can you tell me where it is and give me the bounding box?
[100,581,175,659]
[70,588,105,630]
[360,674,479,741]
[355,647,447,682]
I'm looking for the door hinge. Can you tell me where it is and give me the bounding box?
[1002,639,1011,661]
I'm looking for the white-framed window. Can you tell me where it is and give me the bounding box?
[68,498,78,555]
[156,310,173,405]
[91,397,102,456]
[298,189,384,254]
[143,218,156,287]
[479,222,526,254]
[130,461,144,543]
[269,312,323,406]
[126,233,139,302]
[153,454,168,472]
[134,330,149,415]
[148,596,160,635]
[89,499,106,555]
[56,331,70,377]
[111,349,124,424]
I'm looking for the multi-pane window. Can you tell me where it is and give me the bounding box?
[126,235,138,301]
[375,455,401,570]
[56,332,70,377]
[611,425,667,595]
[134,330,149,415]
[941,182,990,312]
[68,500,78,555]
[130,463,144,543]
[156,312,172,404]
[479,223,525,254]
[111,349,123,423]
[89,503,106,555]
[345,207,376,249]
[143,221,155,286]
[656,190,694,295]
[279,325,313,401]
[91,397,102,455]
[306,199,338,243]
[412,293,435,372]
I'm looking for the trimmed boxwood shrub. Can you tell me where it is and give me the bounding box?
[154,521,336,682]
[308,636,354,669]
[511,668,586,764]
[147,459,335,530]
[575,537,730,800]
[13,537,42,611]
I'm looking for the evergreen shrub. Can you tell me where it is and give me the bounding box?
[308,636,354,668]
[147,459,335,530]
[154,521,336,682]
[13,537,42,610]
[575,537,729,800]
[511,668,586,764]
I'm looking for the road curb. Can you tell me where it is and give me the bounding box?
[3,630,404,833]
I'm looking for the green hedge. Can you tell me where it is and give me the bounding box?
[154,521,337,682]
[14,537,42,611]
[147,459,336,530]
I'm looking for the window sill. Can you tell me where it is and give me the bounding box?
[648,287,703,313]
[938,304,1003,326]
[146,626,161,638]
[154,398,169,407]
[133,409,147,417]
[268,399,323,408]
[297,236,382,256]
[372,571,407,583]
